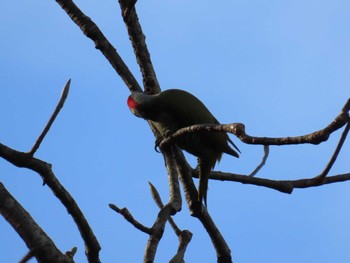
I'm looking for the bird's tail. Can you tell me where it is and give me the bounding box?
[198,158,215,206]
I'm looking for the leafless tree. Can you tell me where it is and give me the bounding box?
[0,1,349,262]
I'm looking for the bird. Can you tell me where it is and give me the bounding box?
[127,89,240,206]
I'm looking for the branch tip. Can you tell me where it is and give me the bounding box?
[29,79,71,156]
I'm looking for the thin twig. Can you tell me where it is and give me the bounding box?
[19,249,35,263]
[317,121,350,179]
[29,79,70,156]
[65,247,78,258]
[109,204,152,234]
[249,145,269,177]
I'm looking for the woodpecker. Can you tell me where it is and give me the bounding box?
[127,89,239,206]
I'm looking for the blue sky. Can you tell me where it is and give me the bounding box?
[1,1,350,262]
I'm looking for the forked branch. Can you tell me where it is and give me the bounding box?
[55,0,142,92]
[110,145,185,262]
[0,144,101,263]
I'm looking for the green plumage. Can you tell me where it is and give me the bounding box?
[127,89,239,206]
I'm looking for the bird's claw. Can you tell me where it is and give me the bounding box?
[154,138,162,153]
[154,130,173,152]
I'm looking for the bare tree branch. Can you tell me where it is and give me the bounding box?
[207,170,350,194]
[161,98,349,148]
[169,230,193,263]
[0,182,74,263]
[317,121,350,179]
[19,250,35,263]
[148,182,193,262]
[149,182,182,236]
[249,145,269,177]
[109,204,152,234]
[144,145,183,262]
[110,146,186,262]
[51,1,349,262]
[206,170,294,194]
[55,0,142,92]
[29,79,71,156]
[118,0,161,94]
[122,0,138,18]
[172,148,233,263]
[0,144,101,263]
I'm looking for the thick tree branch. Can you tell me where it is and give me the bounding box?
[55,0,142,92]
[0,182,74,263]
[122,0,137,18]
[118,0,161,94]
[172,148,233,263]
[0,144,101,263]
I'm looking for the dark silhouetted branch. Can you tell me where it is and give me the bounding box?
[149,182,182,236]
[0,144,101,263]
[144,145,182,262]
[0,182,74,263]
[149,181,193,263]
[29,79,71,156]
[161,98,349,147]
[172,148,233,263]
[161,98,350,195]
[119,0,161,94]
[109,204,152,234]
[122,0,137,18]
[204,170,294,194]
[206,171,350,194]
[110,146,185,262]
[55,0,142,92]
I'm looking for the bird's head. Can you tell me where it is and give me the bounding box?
[127,92,157,120]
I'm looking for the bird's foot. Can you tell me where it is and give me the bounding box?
[154,130,174,152]
[154,138,162,153]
